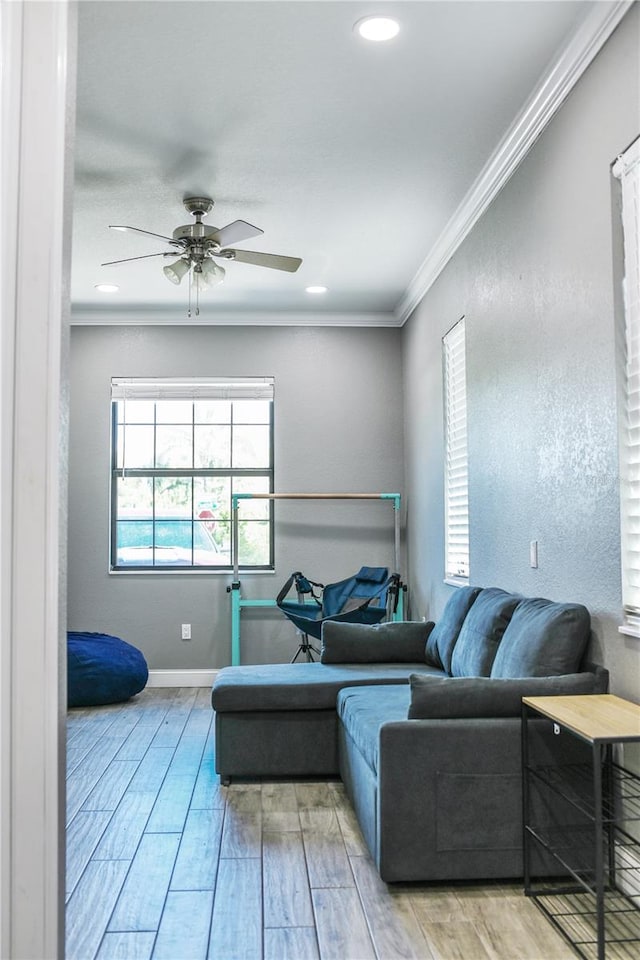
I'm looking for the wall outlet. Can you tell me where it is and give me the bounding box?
[181,623,191,640]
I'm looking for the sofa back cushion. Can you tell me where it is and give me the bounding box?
[407,668,609,719]
[450,588,520,677]
[490,596,590,678]
[424,585,481,672]
[321,619,432,664]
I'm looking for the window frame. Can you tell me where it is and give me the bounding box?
[614,137,640,636]
[109,378,275,573]
[442,316,470,586]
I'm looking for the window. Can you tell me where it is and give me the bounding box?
[443,317,469,584]
[110,377,274,571]
[614,137,640,634]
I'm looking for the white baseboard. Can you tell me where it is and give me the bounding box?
[147,669,219,687]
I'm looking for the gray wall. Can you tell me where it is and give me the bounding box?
[402,6,640,700]
[68,324,403,668]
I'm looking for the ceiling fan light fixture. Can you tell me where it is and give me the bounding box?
[163,258,191,285]
[202,258,226,286]
[355,16,400,42]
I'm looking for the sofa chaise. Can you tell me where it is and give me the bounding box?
[211,586,608,881]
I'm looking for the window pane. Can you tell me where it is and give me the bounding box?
[232,425,270,468]
[155,400,193,423]
[116,476,154,514]
[156,425,193,468]
[193,520,228,565]
[119,424,154,468]
[194,477,230,518]
[155,477,192,514]
[116,400,155,424]
[233,400,271,424]
[194,425,231,468]
[239,520,270,566]
[116,520,153,566]
[194,478,231,558]
[212,520,231,559]
[233,476,271,519]
[194,400,231,424]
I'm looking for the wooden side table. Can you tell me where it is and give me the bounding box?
[521,694,640,960]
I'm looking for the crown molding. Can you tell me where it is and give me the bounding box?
[70,305,401,327]
[394,0,634,326]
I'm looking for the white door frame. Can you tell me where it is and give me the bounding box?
[0,2,76,957]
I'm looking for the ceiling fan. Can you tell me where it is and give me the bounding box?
[101,196,302,315]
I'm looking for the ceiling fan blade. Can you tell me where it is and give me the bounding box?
[209,220,264,246]
[101,252,178,266]
[224,249,302,273]
[109,225,181,244]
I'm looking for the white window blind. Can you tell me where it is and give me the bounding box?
[614,137,640,632]
[111,377,274,402]
[443,317,469,584]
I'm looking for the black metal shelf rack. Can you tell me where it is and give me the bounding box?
[522,696,640,960]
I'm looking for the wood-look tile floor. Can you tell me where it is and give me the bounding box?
[66,687,576,960]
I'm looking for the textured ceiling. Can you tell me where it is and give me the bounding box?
[71,0,599,323]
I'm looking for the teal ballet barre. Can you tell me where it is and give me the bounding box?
[228,492,404,666]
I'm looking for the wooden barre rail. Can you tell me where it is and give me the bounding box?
[232,493,398,500]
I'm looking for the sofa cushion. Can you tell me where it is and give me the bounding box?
[490,597,591,678]
[407,669,609,719]
[450,588,520,677]
[321,620,433,664]
[211,661,443,713]
[337,684,410,775]
[424,586,482,672]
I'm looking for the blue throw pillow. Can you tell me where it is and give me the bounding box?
[490,597,591,678]
[450,588,520,677]
[424,586,482,672]
[321,619,433,663]
[407,669,609,718]
[67,632,148,707]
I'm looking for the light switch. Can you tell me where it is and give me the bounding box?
[529,540,538,569]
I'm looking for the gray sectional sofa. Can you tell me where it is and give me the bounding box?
[211,586,608,881]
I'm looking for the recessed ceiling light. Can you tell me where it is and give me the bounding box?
[306,285,328,294]
[94,283,119,293]
[354,16,400,42]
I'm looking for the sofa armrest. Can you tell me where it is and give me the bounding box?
[375,717,522,881]
[375,716,591,882]
[320,619,433,664]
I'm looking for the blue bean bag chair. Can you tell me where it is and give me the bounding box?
[67,631,148,707]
